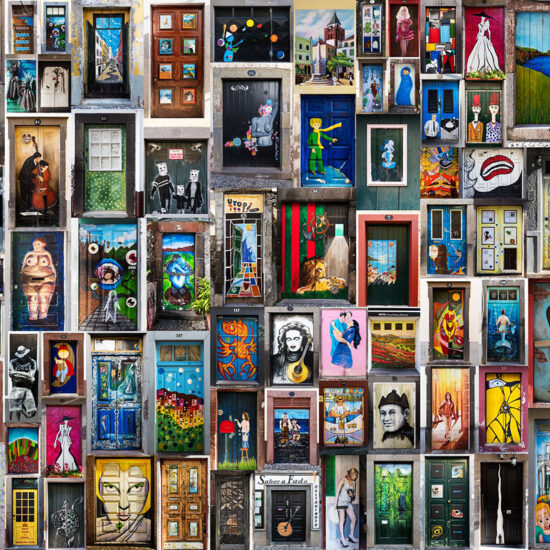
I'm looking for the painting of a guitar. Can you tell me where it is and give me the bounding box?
[276,505,301,538]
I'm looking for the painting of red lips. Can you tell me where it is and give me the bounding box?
[480,155,514,180]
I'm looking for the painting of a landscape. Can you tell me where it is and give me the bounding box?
[371,321,415,368]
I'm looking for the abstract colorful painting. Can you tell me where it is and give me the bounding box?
[50,341,78,394]
[431,368,469,451]
[281,203,349,299]
[8,427,39,474]
[79,223,138,330]
[216,316,259,382]
[95,458,153,543]
[373,383,415,449]
[486,287,520,362]
[46,406,82,476]
[433,288,464,360]
[323,386,364,447]
[321,309,367,377]
[217,392,257,470]
[161,233,195,311]
[533,283,550,402]
[6,59,36,112]
[485,373,521,445]
[424,8,456,74]
[465,7,504,78]
[156,343,204,453]
[370,319,416,368]
[466,89,502,145]
[361,64,383,113]
[368,240,397,286]
[420,147,459,198]
[274,408,310,463]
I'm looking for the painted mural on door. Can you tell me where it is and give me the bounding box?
[14,125,60,226]
[45,5,67,53]
[485,373,521,446]
[218,477,247,549]
[422,81,459,142]
[217,392,257,470]
[7,334,39,422]
[427,206,466,275]
[12,5,34,53]
[370,319,416,368]
[157,342,204,453]
[420,147,459,198]
[274,408,310,464]
[534,283,550,402]
[281,203,348,299]
[431,368,469,451]
[12,231,63,331]
[224,195,263,299]
[48,483,85,548]
[322,386,365,447]
[389,3,418,57]
[39,62,70,110]
[465,7,504,79]
[432,288,464,360]
[535,421,550,542]
[79,223,138,330]
[375,463,413,545]
[486,287,520,362]
[50,340,78,395]
[373,383,415,449]
[463,149,523,199]
[271,490,307,543]
[389,61,418,111]
[46,406,82,477]
[367,125,406,186]
[95,458,152,544]
[6,59,36,112]
[301,95,354,187]
[271,314,314,385]
[426,459,469,547]
[362,3,383,54]
[477,207,522,274]
[8,427,39,474]
[325,455,360,548]
[216,315,259,382]
[321,309,366,377]
[466,89,502,145]
[13,478,38,546]
[161,233,195,311]
[424,8,457,74]
[361,64,383,113]
[223,80,280,168]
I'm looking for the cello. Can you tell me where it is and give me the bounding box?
[30,136,57,211]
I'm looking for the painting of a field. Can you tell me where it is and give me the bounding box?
[371,321,416,368]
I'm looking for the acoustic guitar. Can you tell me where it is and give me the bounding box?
[286,336,311,384]
[276,505,301,538]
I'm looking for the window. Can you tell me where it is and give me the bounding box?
[430,210,443,239]
[88,128,122,172]
[427,89,438,113]
[450,209,462,239]
[443,89,454,113]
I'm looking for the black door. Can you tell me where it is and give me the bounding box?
[271,490,306,543]
[481,463,522,545]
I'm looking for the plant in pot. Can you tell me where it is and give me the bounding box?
[190,277,211,328]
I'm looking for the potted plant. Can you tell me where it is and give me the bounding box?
[190,277,211,328]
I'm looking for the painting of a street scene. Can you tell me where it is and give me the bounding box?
[94,16,124,83]
[368,240,397,286]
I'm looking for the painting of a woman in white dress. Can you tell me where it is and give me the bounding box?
[54,415,79,472]
[467,11,501,74]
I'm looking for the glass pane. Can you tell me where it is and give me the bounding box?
[117,338,140,351]
[431,210,443,239]
[159,345,172,362]
[428,89,438,113]
[174,345,187,361]
[443,89,454,113]
[93,338,116,351]
[450,210,462,239]
[188,345,201,361]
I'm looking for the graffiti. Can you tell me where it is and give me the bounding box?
[432,368,469,450]
[218,392,257,470]
[7,59,36,112]
[361,64,383,113]
[79,223,138,330]
[46,406,82,476]
[274,408,309,463]
[95,458,152,543]
[217,316,259,382]
[370,319,416,368]
[368,240,396,285]
[271,314,314,385]
[487,287,520,362]
[323,387,364,446]
[373,384,415,449]
[424,8,456,73]
[465,8,504,77]
[433,289,464,360]
[50,341,77,394]
[8,337,38,421]
[8,427,39,474]
[420,147,459,198]
[162,234,195,311]
[485,373,521,445]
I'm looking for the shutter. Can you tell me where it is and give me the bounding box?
[443,89,454,113]
[427,89,438,113]
[86,21,95,94]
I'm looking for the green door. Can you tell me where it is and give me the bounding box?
[366,224,409,305]
[426,459,469,547]
[375,463,413,544]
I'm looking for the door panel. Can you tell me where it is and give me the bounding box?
[217,477,248,550]
[271,490,306,543]
[433,289,465,360]
[422,82,459,141]
[151,6,204,118]
[48,483,85,548]
[13,481,38,546]
[366,224,409,305]
[427,207,466,275]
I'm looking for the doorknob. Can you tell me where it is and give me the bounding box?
[447,500,451,503]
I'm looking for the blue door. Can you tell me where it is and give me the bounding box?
[427,206,466,275]
[301,95,354,187]
[422,81,459,142]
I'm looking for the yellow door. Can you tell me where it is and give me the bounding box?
[13,489,38,545]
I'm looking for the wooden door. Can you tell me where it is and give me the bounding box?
[48,483,85,548]
[481,463,522,545]
[426,459,469,547]
[151,6,204,118]
[432,289,465,360]
[161,460,207,549]
[216,476,248,550]
[422,81,459,142]
[486,287,520,362]
[428,207,466,275]
[366,224,409,305]
[13,484,38,545]
[271,490,307,543]
[543,179,550,269]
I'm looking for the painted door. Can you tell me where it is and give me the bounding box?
[13,480,38,546]
[426,459,469,547]
[481,463,522,545]
[156,342,204,453]
[432,289,465,360]
[375,463,413,544]
[161,460,207,549]
[45,4,68,53]
[362,3,383,54]
[477,207,522,274]
[424,7,457,74]
[486,287,520,362]
[366,224,409,305]
[12,5,34,53]
[543,179,550,269]
[92,352,142,450]
[422,81,459,142]
[161,233,195,311]
[389,2,419,58]
[427,206,466,275]
[271,490,307,543]
[465,89,502,146]
[301,95,354,187]
[216,476,248,550]
[39,63,70,110]
[151,6,204,118]
[223,80,280,168]
[48,483,84,548]
[11,231,64,331]
[534,283,550,402]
